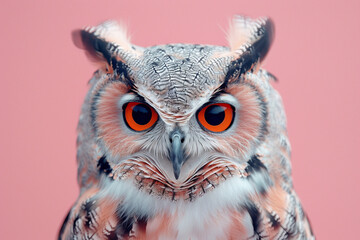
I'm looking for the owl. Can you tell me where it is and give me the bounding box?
[59,16,314,240]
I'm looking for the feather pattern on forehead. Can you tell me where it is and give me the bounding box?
[129,44,234,121]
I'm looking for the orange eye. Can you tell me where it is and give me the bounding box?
[197,103,234,132]
[124,102,158,131]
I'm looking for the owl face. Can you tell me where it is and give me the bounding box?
[74,17,274,200]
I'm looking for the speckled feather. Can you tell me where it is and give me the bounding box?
[59,16,314,240]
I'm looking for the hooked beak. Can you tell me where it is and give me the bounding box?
[169,129,185,180]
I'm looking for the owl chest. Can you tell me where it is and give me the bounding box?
[91,175,261,239]
[127,206,254,240]
[72,191,254,239]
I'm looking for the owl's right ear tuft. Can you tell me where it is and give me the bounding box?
[227,16,275,63]
[72,29,113,65]
[223,16,275,84]
[72,21,137,72]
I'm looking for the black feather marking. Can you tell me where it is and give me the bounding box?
[245,155,267,174]
[110,57,133,86]
[226,166,233,176]
[267,211,281,229]
[58,209,71,240]
[221,47,259,89]
[136,216,148,232]
[76,29,133,85]
[72,214,80,235]
[116,208,134,236]
[97,155,113,176]
[114,208,148,238]
[74,30,113,64]
[82,199,96,229]
[246,203,262,237]
[221,18,274,90]
[105,230,118,240]
[252,18,275,62]
[201,184,206,193]
[84,213,92,229]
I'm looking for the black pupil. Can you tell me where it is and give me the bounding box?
[132,104,152,125]
[204,105,225,126]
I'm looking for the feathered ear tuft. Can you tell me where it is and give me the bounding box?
[72,21,138,72]
[222,16,275,85]
[227,16,274,62]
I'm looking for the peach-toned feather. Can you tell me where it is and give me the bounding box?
[227,16,268,52]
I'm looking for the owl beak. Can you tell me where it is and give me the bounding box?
[169,129,185,180]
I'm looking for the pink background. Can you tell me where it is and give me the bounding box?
[1,0,359,239]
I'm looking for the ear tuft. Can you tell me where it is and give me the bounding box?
[72,21,135,68]
[84,21,132,51]
[72,29,110,64]
[227,16,274,62]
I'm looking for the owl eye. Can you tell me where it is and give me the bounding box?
[124,102,158,131]
[197,103,234,132]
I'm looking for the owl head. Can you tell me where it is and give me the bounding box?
[73,16,286,202]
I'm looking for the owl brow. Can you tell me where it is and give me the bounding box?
[111,59,129,78]
[208,89,227,102]
[109,59,134,87]
[122,89,146,102]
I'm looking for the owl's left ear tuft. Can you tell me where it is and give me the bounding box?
[227,16,275,62]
